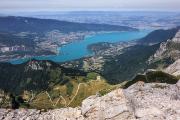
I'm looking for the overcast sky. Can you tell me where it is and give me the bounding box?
[0,0,180,11]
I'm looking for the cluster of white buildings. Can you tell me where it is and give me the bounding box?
[46,30,92,45]
[0,45,26,53]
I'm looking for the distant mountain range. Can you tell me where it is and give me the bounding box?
[0,16,136,33]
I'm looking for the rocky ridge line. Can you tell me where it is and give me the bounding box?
[149,29,180,63]
[0,80,179,120]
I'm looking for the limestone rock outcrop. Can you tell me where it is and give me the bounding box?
[149,30,180,63]
[165,59,180,76]
[0,80,180,120]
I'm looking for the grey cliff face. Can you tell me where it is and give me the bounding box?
[165,59,180,76]
[0,80,179,120]
[149,30,180,63]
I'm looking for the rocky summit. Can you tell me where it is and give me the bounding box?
[0,80,179,120]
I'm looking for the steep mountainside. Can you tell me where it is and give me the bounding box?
[102,44,160,84]
[0,59,87,94]
[101,27,180,84]
[138,27,179,45]
[149,29,180,69]
[0,59,116,109]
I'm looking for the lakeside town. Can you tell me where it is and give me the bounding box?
[61,41,136,72]
[0,30,98,62]
[0,45,26,53]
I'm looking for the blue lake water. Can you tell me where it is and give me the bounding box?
[10,30,151,64]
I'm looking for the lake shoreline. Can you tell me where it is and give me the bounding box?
[9,30,151,64]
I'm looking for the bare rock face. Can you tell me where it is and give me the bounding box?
[165,59,180,76]
[172,30,180,43]
[0,108,83,120]
[125,82,180,120]
[0,109,40,120]
[0,81,179,120]
[39,107,84,120]
[149,30,180,63]
[150,41,168,61]
[81,89,134,120]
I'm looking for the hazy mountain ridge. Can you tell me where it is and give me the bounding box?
[0,16,137,33]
